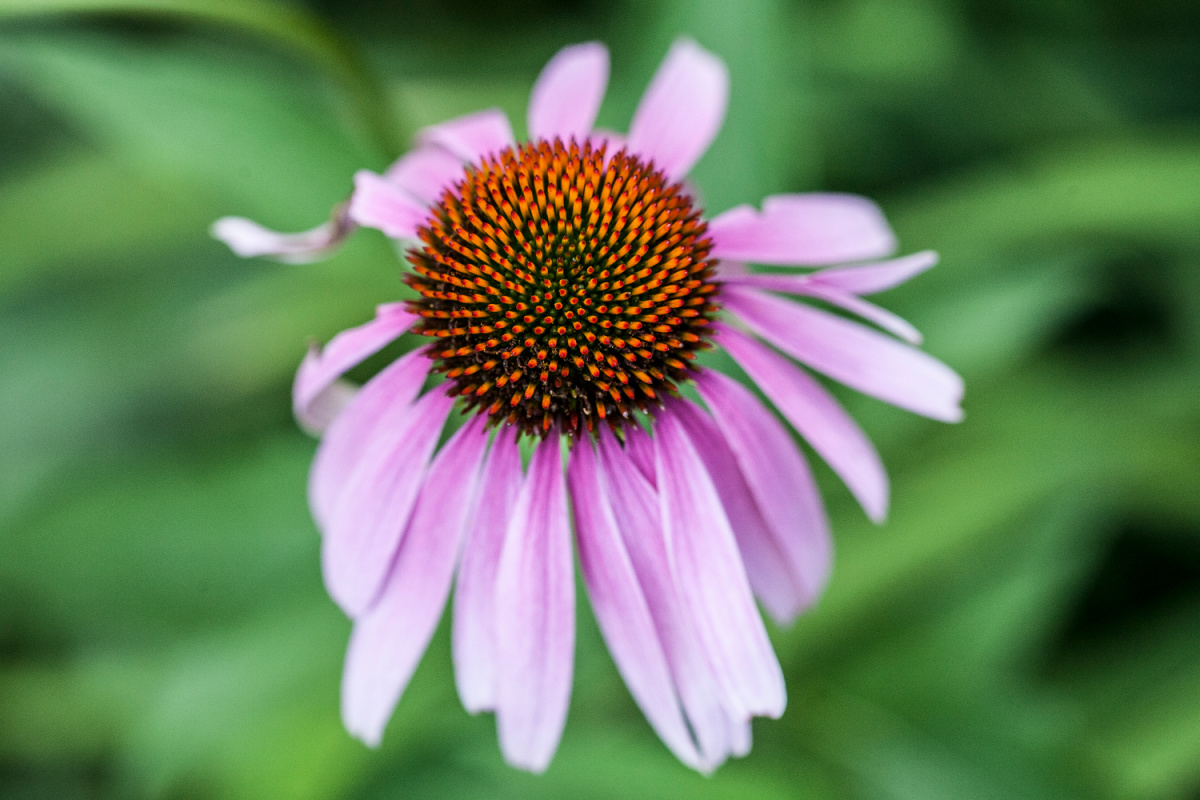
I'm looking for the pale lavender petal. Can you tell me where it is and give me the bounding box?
[318,389,454,617]
[696,370,832,621]
[708,194,897,266]
[588,128,626,155]
[654,409,786,720]
[293,304,417,433]
[297,379,357,437]
[723,286,964,422]
[627,39,729,181]
[669,399,806,624]
[811,250,939,295]
[796,284,923,344]
[453,431,523,713]
[495,438,574,773]
[568,440,703,769]
[210,205,353,264]
[596,431,737,770]
[348,170,430,239]
[341,416,490,746]
[729,717,752,757]
[383,146,466,205]
[528,42,609,143]
[717,324,889,523]
[718,251,939,295]
[624,425,656,485]
[417,109,515,164]
[307,348,430,528]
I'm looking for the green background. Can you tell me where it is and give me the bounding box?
[1,0,1198,797]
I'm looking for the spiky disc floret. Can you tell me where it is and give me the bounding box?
[406,137,719,438]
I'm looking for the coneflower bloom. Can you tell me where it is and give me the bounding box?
[215,40,963,773]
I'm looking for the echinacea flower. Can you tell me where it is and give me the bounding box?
[214,39,963,773]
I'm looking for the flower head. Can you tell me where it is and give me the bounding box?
[215,39,963,774]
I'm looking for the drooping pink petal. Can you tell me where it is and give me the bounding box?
[528,42,609,143]
[627,38,729,181]
[720,273,923,343]
[717,324,889,523]
[568,440,703,770]
[795,284,923,344]
[624,425,657,485]
[453,431,523,714]
[210,206,353,264]
[383,146,466,205]
[348,170,430,239]
[317,389,454,618]
[293,304,417,434]
[416,109,516,164]
[696,370,832,621]
[595,431,739,771]
[654,409,787,720]
[810,250,939,295]
[495,437,575,773]
[669,399,808,624]
[708,194,897,266]
[718,251,938,295]
[340,416,490,746]
[307,348,431,528]
[723,286,964,422]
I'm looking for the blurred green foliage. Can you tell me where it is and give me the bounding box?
[1,0,1198,797]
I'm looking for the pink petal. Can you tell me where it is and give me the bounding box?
[669,399,811,624]
[383,146,466,205]
[720,273,923,343]
[528,42,609,143]
[348,170,430,239]
[495,437,575,773]
[292,304,417,434]
[802,285,923,344]
[452,431,523,714]
[568,440,703,770]
[307,348,431,527]
[812,250,939,295]
[210,207,353,264]
[723,286,964,421]
[624,425,657,486]
[595,431,740,770]
[340,416,490,746]
[416,109,515,165]
[627,39,729,181]
[654,409,787,720]
[588,128,626,155]
[717,324,889,523]
[718,251,939,295]
[696,370,832,621]
[708,194,897,266]
[317,389,454,617]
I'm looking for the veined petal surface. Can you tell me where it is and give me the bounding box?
[341,417,490,745]
[709,193,896,266]
[528,42,609,143]
[654,409,786,720]
[723,286,964,421]
[453,433,523,713]
[569,441,703,769]
[717,324,889,522]
[627,38,729,181]
[495,438,575,773]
